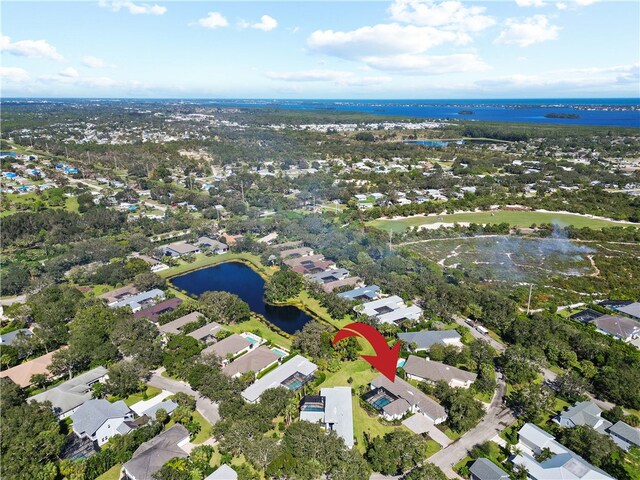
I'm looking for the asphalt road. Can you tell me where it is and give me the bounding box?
[428,379,514,479]
[148,369,220,425]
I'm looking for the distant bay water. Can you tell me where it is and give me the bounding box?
[207,98,640,128]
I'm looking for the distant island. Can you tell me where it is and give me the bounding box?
[544,113,581,119]
[458,110,474,115]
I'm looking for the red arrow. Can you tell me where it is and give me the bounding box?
[333,322,401,382]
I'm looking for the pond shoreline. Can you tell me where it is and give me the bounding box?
[168,258,335,335]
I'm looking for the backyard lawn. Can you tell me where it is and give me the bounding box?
[95,464,122,480]
[227,316,292,349]
[369,210,633,233]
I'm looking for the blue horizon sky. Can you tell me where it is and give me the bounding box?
[1,0,639,99]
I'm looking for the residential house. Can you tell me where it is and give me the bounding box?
[512,423,614,480]
[0,328,32,346]
[469,458,509,480]
[158,312,205,335]
[30,366,109,419]
[202,334,253,362]
[135,400,179,419]
[321,276,361,293]
[198,236,228,255]
[398,330,463,352]
[242,355,318,403]
[403,356,477,389]
[133,298,183,322]
[110,289,166,312]
[161,241,201,258]
[554,401,611,433]
[300,386,354,449]
[608,421,640,451]
[187,323,223,343]
[98,284,140,306]
[257,232,278,245]
[0,349,58,387]
[70,399,135,446]
[307,268,350,284]
[616,302,640,320]
[291,260,336,275]
[130,254,169,273]
[283,254,326,268]
[357,296,423,325]
[222,345,281,378]
[122,424,190,480]
[338,285,381,302]
[205,465,238,480]
[591,315,640,342]
[279,247,314,259]
[365,374,447,424]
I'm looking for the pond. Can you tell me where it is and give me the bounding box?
[170,261,312,334]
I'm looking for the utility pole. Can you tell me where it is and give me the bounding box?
[526,283,533,315]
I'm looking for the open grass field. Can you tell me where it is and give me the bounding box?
[369,210,634,233]
[401,235,640,309]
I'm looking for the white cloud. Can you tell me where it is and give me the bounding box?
[0,35,64,61]
[556,2,567,9]
[98,1,167,15]
[266,69,391,86]
[307,23,486,75]
[195,12,229,29]
[59,67,79,78]
[362,53,488,75]
[495,15,560,47]
[475,63,639,91]
[0,67,30,82]
[515,0,547,7]
[82,55,109,68]
[239,15,278,32]
[308,24,464,59]
[388,0,495,32]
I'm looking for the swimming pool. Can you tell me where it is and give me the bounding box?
[372,397,392,409]
[397,358,406,368]
[272,348,288,357]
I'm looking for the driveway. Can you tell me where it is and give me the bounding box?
[147,369,220,425]
[427,379,514,479]
[130,390,173,416]
[403,414,452,448]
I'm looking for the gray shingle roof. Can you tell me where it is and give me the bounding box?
[158,312,204,334]
[371,374,446,422]
[617,302,640,320]
[205,464,238,480]
[403,356,477,385]
[70,399,132,436]
[30,366,108,416]
[609,421,640,446]
[398,330,461,350]
[557,401,609,429]
[469,458,509,480]
[222,346,280,377]
[123,424,189,480]
[202,334,251,359]
[0,329,32,346]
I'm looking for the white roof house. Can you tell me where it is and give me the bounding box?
[398,330,462,351]
[357,295,406,317]
[110,289,165,313]
[241,355,317,403]
[300,386,354,449]
[513,423,614,480]
[205,465,238,480]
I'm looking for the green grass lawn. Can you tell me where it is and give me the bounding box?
[369,210,633,233]
[160,252,269,280]
[165,410,212,444]
[227,317,292,348]
[95,464,122,480]
[120,386,162,407]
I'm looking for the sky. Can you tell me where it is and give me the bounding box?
[1,0,639,99]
